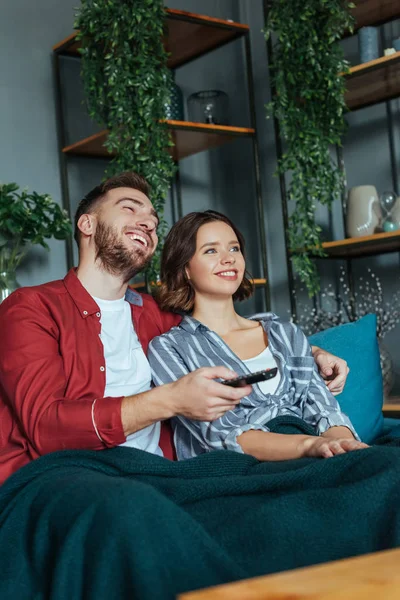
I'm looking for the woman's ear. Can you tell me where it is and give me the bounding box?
[185,266,191,281]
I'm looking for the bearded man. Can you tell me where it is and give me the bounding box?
[0,172,351,598]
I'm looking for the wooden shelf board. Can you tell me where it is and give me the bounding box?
[383,402,400,417]
[345,51,400,110]
[130,278,267,293]
[350,0,400,32]
[62,121,254,161]
[321,231,400,259]
[53,8,248,68]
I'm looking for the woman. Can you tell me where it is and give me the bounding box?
[148,210,368,461]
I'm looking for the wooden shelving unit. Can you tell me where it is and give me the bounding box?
[53,9,249,69]
[383,402,400,418]
[53,8,271,309]
[62,122,255,162]
[321,5,400,256]
[350,0,400,32]
[345,51,400,110]
[321,231,400,259]
[265,0,400,325]
[131,277,267,291]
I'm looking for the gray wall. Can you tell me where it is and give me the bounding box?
[2,1,400,388]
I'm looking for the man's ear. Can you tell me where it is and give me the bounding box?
[77,213,96,239]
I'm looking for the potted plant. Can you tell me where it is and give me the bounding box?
[75,0,176,285]
[265,0,355,296]
[0,182,72,301]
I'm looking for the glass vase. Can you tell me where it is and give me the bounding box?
[187,90,230,125]
[379,340,394,400]
[0,243,24,303]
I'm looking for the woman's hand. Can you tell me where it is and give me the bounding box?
[311,345,349,395]
[301,436,369,459]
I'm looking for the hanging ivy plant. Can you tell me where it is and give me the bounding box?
[74,0,176,284]
[265,0,354,296]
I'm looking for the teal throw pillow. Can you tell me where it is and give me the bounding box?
[308,314,383,443]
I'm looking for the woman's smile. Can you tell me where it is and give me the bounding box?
[214,269,238,281]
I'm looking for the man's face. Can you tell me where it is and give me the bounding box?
[93,187,159,282]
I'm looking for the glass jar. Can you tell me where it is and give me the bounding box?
[187,90,229,125]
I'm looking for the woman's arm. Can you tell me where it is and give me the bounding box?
[238,429,367,461]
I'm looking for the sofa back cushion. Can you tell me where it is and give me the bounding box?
[309,314,384,443]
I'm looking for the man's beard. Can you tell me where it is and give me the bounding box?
[94,220,153,283]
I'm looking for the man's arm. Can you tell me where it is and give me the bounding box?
[311,345,349,395]
[120,366,250,437]
[0,292,125,455]
[0,292,248,456]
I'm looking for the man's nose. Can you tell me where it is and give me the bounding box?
[137,217,156,232]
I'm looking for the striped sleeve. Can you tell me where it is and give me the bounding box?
[148,334,190,385]
[285,321,359,440]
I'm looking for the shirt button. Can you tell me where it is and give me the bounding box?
[96,312,101,317]
[83,310,88,316]
[100,366,105,372]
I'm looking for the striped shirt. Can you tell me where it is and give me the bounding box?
[148,313,358,460]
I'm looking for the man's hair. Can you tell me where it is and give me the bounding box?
[73,171,150,246]
[156,210,254,313]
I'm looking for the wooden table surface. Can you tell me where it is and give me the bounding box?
[179,547,400,599]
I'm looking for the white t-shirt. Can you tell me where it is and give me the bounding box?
[243,346,280,395]
[93,296,162,456]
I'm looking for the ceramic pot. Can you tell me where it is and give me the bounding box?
[358,27,380,63]
[346,185,382,237]
[164,73,184,121]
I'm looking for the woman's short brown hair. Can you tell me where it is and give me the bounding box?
[156,210,254,313]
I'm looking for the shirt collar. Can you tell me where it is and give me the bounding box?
[63,268,143,319]
[179,315,209,333]
[179,313,279,332]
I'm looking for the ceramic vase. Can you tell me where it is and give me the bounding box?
[358,27,379,63]
[164,73,184,121]
[346,185,382,237]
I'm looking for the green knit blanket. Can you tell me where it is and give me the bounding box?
[1,417,400,600]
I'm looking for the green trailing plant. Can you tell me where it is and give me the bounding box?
[265,0,355,296]
[0,183,72,293]
[75,0,176,285]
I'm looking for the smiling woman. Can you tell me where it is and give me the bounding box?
[148,210,365,462]
[156,210,253,313]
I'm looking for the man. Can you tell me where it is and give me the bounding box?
[0,171,348,484]
[0,172,355,600]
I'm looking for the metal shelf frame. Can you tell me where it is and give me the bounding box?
[263,0,400,319]
[52,8,271,309]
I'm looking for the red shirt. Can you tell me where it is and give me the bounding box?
[0,269,180,485]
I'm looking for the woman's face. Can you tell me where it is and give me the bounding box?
[185,221,245,299]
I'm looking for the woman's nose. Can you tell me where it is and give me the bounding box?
[221,251,235,264]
